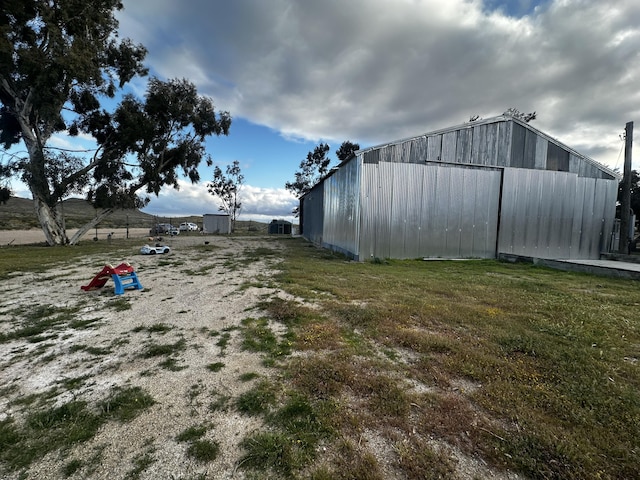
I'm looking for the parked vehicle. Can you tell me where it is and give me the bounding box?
[140,244,171,255]
[149,224,179,236]
[179,222,198,231]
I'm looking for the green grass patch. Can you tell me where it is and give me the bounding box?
[236,381,277,416]
[186,439,220,463]
[1,304,81,344]
[141,338,186,358]
[206,362,225,372]
[176,425,207,442]
[0,386,154,472]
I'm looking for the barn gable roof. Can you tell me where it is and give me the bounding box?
[355,115,619,181]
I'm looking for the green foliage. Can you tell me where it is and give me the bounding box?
[285,141,359,214]
[0,1,231,244]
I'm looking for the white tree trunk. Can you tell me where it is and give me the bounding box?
[32,195,69,245]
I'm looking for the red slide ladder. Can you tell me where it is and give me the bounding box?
[81,263,143,295]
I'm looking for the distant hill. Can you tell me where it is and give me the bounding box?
[0,197,199,230]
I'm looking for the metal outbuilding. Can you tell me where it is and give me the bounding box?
[300,115,620,261]
[269,219,293,235]
[202,214,231,234]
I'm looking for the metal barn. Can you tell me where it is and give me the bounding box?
[300,116,620,261]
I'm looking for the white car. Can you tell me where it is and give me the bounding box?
[140,244,171,255]
[179,222,198,231]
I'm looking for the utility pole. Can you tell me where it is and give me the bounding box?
[619,121,634,254]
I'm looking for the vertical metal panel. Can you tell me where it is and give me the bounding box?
[363,148,380,164]
[401,141,412,164]
[321,157,360,257]
[524,171,542,256]
[301,183,325,245]
[482,123,500,166]
[499,169,616,259]
[578,178,596,257]
[600,178,618,253]
[471,124,485,164]
[472,169,502,256]
[459,169,477,256]
[535,136,548,170]
[570,153,581,175]
[429,167,452,253]
[441,131,457,162]
[570,178,586,258]
[404,164,424,257]
[496,120,512,167]
[510,123,527,168]
[390,143,402,163]
[427,135,442,161]
[444,167,463,256]
[390,163,409,258]
[523,130,538,169]
[456,128,473,164]
[359,162,378,260]
[409,136,428,163]
[420,165,441,254]
[374,162,394,259]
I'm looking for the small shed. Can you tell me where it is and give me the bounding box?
[301,115,620,261]
[269,219,292,235]
[203,214,231,234]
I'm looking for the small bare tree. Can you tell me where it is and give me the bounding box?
[207,160,244,231]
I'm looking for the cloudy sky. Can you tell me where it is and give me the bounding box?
[12,0,640,223]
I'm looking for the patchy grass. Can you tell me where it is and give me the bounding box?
[236,381,277,416]
[0,304,81,344]
[141,338,186,358]
[176,425,220,463]
[176,425,207,443]
[186,440,220,463]
[235,238,640,480]
[206,361,225,372]
[0,386,154,472]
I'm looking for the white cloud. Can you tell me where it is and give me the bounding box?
[141,180,298,223]
[117,0,640,169]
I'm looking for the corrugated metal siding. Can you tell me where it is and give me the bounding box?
[301,183,325,245]
[359,162,501,259]
[498,168,617,259]
[322,157,360,256]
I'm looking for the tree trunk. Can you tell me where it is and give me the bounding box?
[68,208,114,245]
[32,195,69,245]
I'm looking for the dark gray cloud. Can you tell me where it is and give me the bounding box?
[119,0,640,168]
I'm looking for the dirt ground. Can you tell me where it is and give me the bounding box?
[0,234,287,479]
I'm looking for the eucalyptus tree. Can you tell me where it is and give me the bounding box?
[0,1,230,244]
[207,160,244,232]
